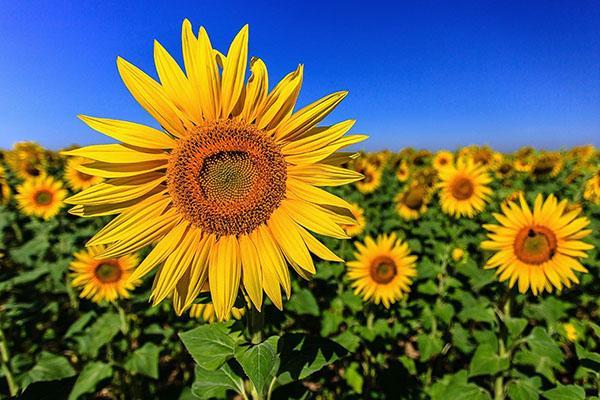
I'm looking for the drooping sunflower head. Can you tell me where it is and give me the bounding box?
[346,233,417,308]
[5,142,46,180]
[532,152,563,178]
[70,246,139,303]
[438,159,492,218]
[583,170,600,204]
[15,174,67,219]
[341,202,366,237]
[354,161,381,194]
[395,160,410,182]
[64,157,104,191]
[395,183,430,220]
[65,21,366,320]
[432,150,453,171]
[482,194,593,295]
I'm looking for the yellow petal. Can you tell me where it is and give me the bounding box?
[181,19,205,120]
[287,163,363,186]
[62,144,168,163]
[268,208,315,274]
[78,115,175,149]
[280,199,349,239]
[286,177,352,210]
[256,65,303,131]
[281,120,355,155]
[208,236,241,321]
[238,234,264,310]
[220,25,248,117]
[241,57,268,122]
[196,27,221,120]
[65,173,165,206]
[285,134,368,165]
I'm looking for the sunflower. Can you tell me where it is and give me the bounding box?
[395,183,430,220]
[451,247,465,262]
[495,160,514,180]
[346,233,417,308]
[562,323,578,342]
[481,194,593,295]
[368,151,390,170]
[583,170,600,205]
[432,150,453,171]
[501,191,524,208]
[532,152,563,178]
[190,302,245,323]
[354,161,381,194]
[395,160,410,182]
[5,142,46,179]
[70,246,139,303]
[513,157,533,173]
[16,174,67,219]
[64,21,366,320]
[410,150,431,167]
[341,202,366,237]
[0,166,10,205]
[469,146,500,170]
[438,159,492,218]
[64,157,104,191]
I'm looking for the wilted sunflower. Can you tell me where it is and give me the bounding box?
[395,183,430,220]
[583,170,600,204]
[481,194,593,295]
[532,152,563,178]
[64,157,104,191]
[395,160,410,182]
[346,233,417,308]
[354,161,381,194]
[438,159,492,218]
[432,150,453,171]
[341,202,366,237]
[16,174,67,219]
[70,246,139,303]
[190,303,245,323]
[65,21,366,320]
[5,142,46,179]
[0,166,10,205]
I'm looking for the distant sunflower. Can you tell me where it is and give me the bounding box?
[410,150,431,167]
[432,151,453,171]
[70,246,139,303]
[413,167,438,189]
[347,233,417,307]
[495,160,514,180]
[355,161,381,194]
[341,203,366,237]
[5,142,46,179]
[395,183,430,220]
[482,194,593,295]
[16,175,67,219]
[469,146,500,170]
[64,157,103,191]
[190,303,245,323]
[395,160,410,182]
[563,323,578,342]
[514,157,533,173]
[451,247,465,262]
[0,166,10,205]
[368,151,390,170]
[583,170,600,204]
[532,152,563,178]
[64,21,365,320]
[438,159,492,218]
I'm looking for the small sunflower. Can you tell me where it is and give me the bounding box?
[495,160,514,180]
[341,202,366,237]
[532,152,563,178]
[355,161,382,194]
[432,151,453,171]
[65,21,365,320]
[395,183,430,220]
[70,246,139,303]
[513,157,533,173]
[438,159,492,218]
[0,166,10,205]
[16,175,67,219]
[562,323,578,342]
[413,167,438,189]
[482,194,593,295]
[190,302,245,323]
[451,247,465,262]
[469,146,500,170]
[410,150,431,167]
[395,160,410,182]
[64,157,104,190]
[346,233,417,308]
[583,170,600,204]
[5,142,46,179]
[368,151,390,170]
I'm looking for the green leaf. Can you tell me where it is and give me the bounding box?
[179,323,240,371]
[191,363,245,400]
[429,371,492,400]
[123,342,160,379]
[542,384,585,400]
[506,377,541,400]
[234,336,279,397]
[451,325,475,353]
[416,332,444,361]
[434,301,455,325]
[68,362,112,400]
[286,289,320,316]
[513,327,564,383]
[344,362,363,394]
[76,312,121,358]
[505,317,528,343]
[64,311,96,339]
[276,333,348,385]
[23,352,76,388]
[523,298,572,327]
[333,331,361,352]
[469,344,509,377]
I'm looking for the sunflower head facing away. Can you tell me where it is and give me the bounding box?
[65,21,366,320]
[65,156,104,191]
[438,158,492,218]
[482,194,593,295]
[70,246,139,303]
[5,142,46,179]
[16,174,67,219]
[395,183,430,220]
[346,233,417,308]
[341,202,366,237]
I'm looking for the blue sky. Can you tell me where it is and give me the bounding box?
[1,0,599,151]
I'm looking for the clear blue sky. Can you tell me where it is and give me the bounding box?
[1,0,599,151]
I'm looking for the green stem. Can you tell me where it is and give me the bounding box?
[495,295,511,400]
[0,325,18,396]
[247,305,264,345]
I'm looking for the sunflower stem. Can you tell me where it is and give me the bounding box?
[495,293,511,400]
[0,324,18,396]
[247,305,264,344]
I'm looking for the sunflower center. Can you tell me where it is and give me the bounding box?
[94,262,122,283]
[370,256,397,284]
[35,190,53,205]
[404,187,426,210]
[26,163,41,177]
[514,226,557,265]
[439,158,448,165]
[450,177,474,200]
[167,120,287,236]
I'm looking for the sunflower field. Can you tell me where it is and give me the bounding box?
[0,140,599,400]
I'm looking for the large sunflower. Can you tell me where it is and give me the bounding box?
[481,194,593,295]
[70,246,139,303]
[16,175,67,219]
[64,156,104,190]
[346,233,417,308]
[65,21,366,320]
[438,159,492,218]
